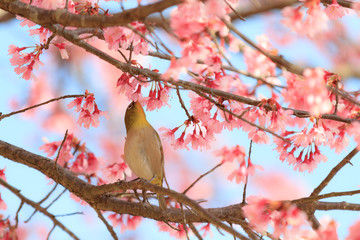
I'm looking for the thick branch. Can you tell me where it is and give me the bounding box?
[312,201,360,211]
[0,139,248,238]
[0,0,181,28]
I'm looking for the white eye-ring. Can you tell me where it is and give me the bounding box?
[128,102,135,109]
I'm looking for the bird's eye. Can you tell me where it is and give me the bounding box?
[127,102,135,109]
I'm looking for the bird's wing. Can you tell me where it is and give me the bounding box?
[144,126,164,182]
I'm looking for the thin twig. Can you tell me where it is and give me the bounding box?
[183,162,223,194]
[194,91,290,143]
[55,212,83,217]
[223,19,304,75]
[95,209,119,240]
[0,94,85,121]
[180,204,190,240]
[55,130,69,166]
[39,183,59,204]
[47,225,56,240]
[188,222,203,240]
[14,202,24,228]
[242,140,253,204]
[224,0,245,21]
[45,188,67,209]
[176,86,191,119]
[311,147,359,197]
[0,178,80,240]
[294,189,360,204]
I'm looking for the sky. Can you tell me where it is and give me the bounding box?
[1,1,360,240]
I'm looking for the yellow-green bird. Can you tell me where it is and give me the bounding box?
[124,101,166,210]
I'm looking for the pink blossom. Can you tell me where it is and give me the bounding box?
[242,196,272,233]
[214,145,246,163]
[162,57,187,80]
[54,42,69,59]
[346,219,360,240]
[39,142,59,157]
[200,223,212,237]
[144,82,170,111]
[103,22,149,55]
[0,168,5,181]
[243,196,309,238]
[352,2,360,15]
[282,69,332,117]
[70,152,99,174]
[108,213,124,228]
[8,44,44,80]
[170,1,206,39]
[325,1,348,19]
[0,194,7,210]
[184,128,210,150]
[67,97,83,112]
[243,35,276,77]
[282,3,329,37]
[275,128,328,173]
[83,94,95,112]
[159,126,179,143]
[281,6,305,33]
[174,132,189,150]
[69,94,107,129]
[304,4,329,37]
[104,162,132,182]
[39,134,75,167]
[157,221,187,239]
[317,218,338,240]
[228,160,263,184]
[248,130,270,144]
[122,215,142,232]
[227,162,248,183]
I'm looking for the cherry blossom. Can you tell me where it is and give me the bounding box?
[104,21,149,55]
[8,44,44,80]
[325,0,349,19]
[39,133,76,167]
[346,219,360,239]
[70,152,99,174]
[243,35,277,77]
[0,194,7,210]
[214,145,246,163]
[282,68,332,117]
[0,168,6,181]
[243,196,309,238]
[275,125,329,172]
[67,91,108,129]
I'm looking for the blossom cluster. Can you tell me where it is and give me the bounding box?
[67,91,107,129]
[116,66,170,111]
[104,21,149,55]
[243,196,339,239]
[282,0,349,37]
[214,145,263,183]
[39,133,98,173]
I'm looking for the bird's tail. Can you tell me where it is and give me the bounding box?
[150,176,167,210]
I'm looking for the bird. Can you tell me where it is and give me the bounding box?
[124,101,166,210]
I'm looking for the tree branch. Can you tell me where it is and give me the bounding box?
[0,178,80,240]
[310,147,359,196]
[0,0,181,28]
[0,139,249,239]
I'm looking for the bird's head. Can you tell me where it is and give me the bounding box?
[124,101,147,132]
